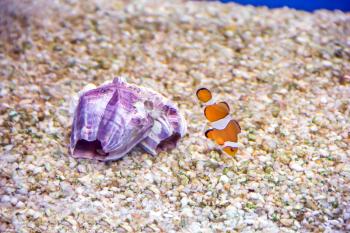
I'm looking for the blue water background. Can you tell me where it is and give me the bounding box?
[220,0,350,12]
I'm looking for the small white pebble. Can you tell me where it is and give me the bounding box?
[16,201,25,208]
[10,197,18,205]
[181,197,189,207]
[32,166,43,175]
[27,164,35,171]
[188,222,201,233]
[289,161,304,172]
[220,175,230,184]
[1,195,10,203]
[77,164,87,173]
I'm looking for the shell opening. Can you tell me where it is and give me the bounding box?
[156,133,181,152]
[73,139,107,158]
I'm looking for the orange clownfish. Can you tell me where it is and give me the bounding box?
[196,88,241,156]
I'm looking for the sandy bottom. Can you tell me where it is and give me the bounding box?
[0,0,350,232]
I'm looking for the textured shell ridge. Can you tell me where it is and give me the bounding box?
[70,84,117,158]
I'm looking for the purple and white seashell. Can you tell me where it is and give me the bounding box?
[70,77,186,161]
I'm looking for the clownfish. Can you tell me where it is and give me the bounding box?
[196,88,241,156]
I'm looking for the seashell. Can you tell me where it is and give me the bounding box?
[70,77,186,161]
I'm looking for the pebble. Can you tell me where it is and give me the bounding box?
[219,175,230,184]
[32,166,43,174]
[188,222,201,233]
[279,153,291,165]
[77,164,87,173]
[16,201,25,208]
[181,197,189,207]
[1,195,11,203]
[289,161,304,172]
[10,197,18,205]
[280,218,293,227]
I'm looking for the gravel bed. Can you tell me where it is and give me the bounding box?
[0,0,349,232]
